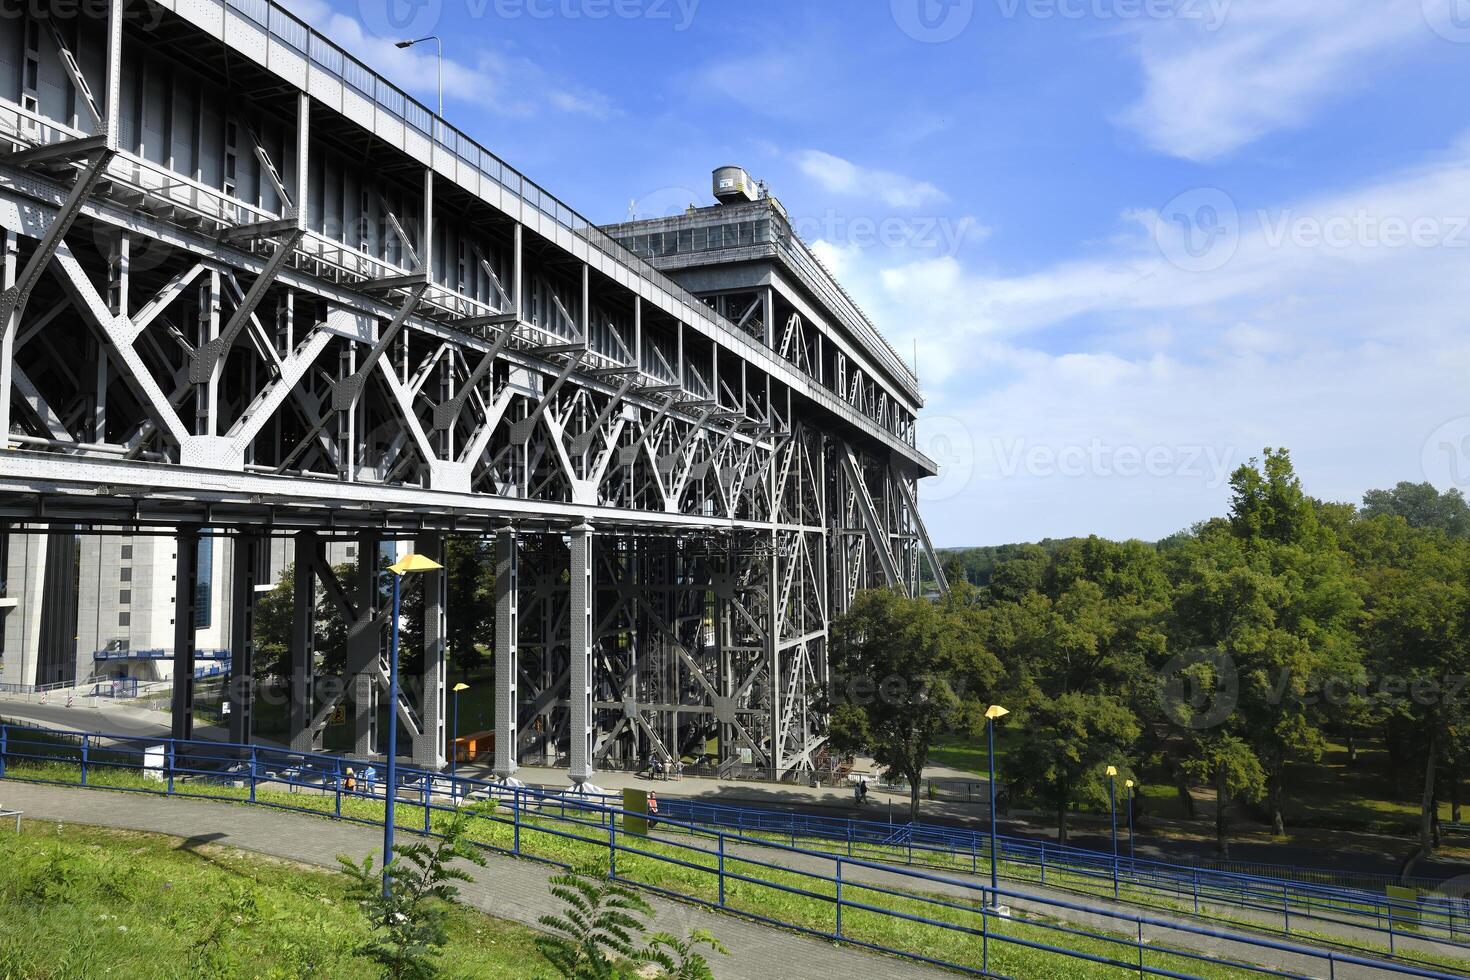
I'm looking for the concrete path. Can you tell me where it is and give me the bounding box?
[0,781,949,980]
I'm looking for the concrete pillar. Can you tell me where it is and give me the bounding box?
[227,534,260,744]
[413,533,446,769]
[493,527,518,779]
[289,530,317,752]
[170,527,201,741]
[0,528,45,689]
[568,522,594,784]
[351,533,379,757]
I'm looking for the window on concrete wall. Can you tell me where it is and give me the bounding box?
[195,533,213,630]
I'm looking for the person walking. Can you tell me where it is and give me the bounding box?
[648,791,660,829]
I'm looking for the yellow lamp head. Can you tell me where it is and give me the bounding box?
[1105,765,1118,777]
[388,553,444,576]
[453,682,470,692]
[984,704,1009,720]
[1125,779,1134,789]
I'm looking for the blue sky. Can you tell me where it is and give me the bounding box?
[287,0,1470,546]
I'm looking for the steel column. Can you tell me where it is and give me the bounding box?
[227,533,261,743]
[289,530,317,752]
[568,521,594,784]
[413,532,447,769]
[170,527,201,741]
[494,526,519,779]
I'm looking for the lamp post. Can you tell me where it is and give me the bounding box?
[382,552,443,898]
[451,681,470,796]
[1125,778,1135,862]
[394,35,443,117]
[1106,765,1119,899]
[984,704,1008,907]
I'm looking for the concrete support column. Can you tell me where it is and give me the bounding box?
[568,522,594,784]
[493,527,519,779]
[170,527,201,741]
[351,533,379,756]
[289,530,317,752]
[227,534,261,744]
[413,533,447,769]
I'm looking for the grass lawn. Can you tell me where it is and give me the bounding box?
[0,821,560,980]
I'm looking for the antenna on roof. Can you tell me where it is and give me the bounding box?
[628,198,637,220]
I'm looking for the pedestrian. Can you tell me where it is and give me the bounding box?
[344,768,356,794]
[648,790,660,829]
[674,758,684,781]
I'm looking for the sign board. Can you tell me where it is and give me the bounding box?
[328,706,346,725]
[142,745,165,781]
[1386,885,1420,923]
[622,788,649,837]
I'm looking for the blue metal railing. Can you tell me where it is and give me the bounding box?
[0,723,1464,980]
[653,795,1470,958]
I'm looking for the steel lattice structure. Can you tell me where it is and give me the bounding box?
[0,0,945,781]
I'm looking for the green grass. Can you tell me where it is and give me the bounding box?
[2,756,1337,979]
[0,820,560,979]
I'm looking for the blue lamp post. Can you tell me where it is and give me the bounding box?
[381,552,443,898]
[1106,765,1119,899]
[1125,778,1135,863]
[984,704,1008,906]
[451,681,470,797]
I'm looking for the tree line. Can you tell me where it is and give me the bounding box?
[828,449,1470,869]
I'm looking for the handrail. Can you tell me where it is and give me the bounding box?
[0,722,1464,979]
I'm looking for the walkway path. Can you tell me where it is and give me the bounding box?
[0,781,948,980]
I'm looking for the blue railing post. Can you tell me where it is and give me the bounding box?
[1283,884,1291,934]
[249,746,258,804]
[717,834,726,907]
[835,857,843,938]
[334,758,341,817]
[0,724,7,779]
[513,787,522,855]
[80,735,89,786]
[1388,906,1396,954]
[1040,846,1047,886]
[847,822,853,857]
[609,809,618,880]
[423,778,431,834]
[166,741,175,795]
[971,835,977,874]
[1192,869,1200,914]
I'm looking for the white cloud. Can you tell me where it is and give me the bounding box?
[794,150,948,209]
[1119,0,1429,161]
[826,139,1470,544]
[281,0,612,119]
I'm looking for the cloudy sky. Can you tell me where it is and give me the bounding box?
[286,0,1470,546]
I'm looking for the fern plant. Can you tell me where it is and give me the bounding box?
[643,929,728,980]
[338,802,492,979]
[535,863,655,979]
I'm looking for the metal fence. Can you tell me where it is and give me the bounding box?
[0,722,1463,980]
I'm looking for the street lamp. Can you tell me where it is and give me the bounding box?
[395,35,443,118]
[451,681,470,795]
[381,551,443,898]
[1106,765,1119,899]
[1125,778,1135,863]
[984,704,1008,906]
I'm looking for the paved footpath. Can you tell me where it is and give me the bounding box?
[0,781,948,980]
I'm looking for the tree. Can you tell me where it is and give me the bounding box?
[1168,450,1363,838]
[826,588,995,820]
[337,802,493,978]
[1008,692,1139,842]
[252,561,351,679]
[1362,482,1470,537]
